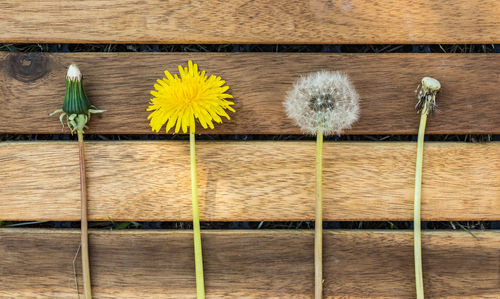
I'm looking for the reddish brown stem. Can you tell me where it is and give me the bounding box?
[78,131,92,299]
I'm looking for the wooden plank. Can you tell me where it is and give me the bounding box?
[1,141,498,221]
[1,229,498,298]
[1,53,499,135]
[0,1,499,44]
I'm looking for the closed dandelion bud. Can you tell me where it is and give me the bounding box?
[416,76,441,115]
[63,64,91,115]
[47,64,103,298]
[284,71,360,135]
[50,64,103,133]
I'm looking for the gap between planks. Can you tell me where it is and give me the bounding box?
[0,53,499,134]
[0,141,498,221]
[1,229,499,298]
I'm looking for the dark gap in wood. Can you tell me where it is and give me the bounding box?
[0,43,496,53]
[0,134,496,142]
[0,221,493,230]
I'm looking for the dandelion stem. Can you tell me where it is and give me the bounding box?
[315,131,323,299]
[77,130,92,299]
[190,129,205,299]
[414,113,427,299]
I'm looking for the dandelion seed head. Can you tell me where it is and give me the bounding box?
[284,70,360,135]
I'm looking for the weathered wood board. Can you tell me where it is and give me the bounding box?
[1,141,498,221]
[1,229,498,298]
[0,1,499,43]
[1,53,499,134]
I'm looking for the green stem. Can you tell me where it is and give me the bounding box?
[190,129,205,299]
[315,131,323,299]
[78,130,92,299]
[414,113,427,299]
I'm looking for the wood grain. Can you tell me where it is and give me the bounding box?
[1,141,498,221]
[1,53,499,135]
[1,229,498,298]
[0,1,499,43]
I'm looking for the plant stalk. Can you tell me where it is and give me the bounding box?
[190,129,205,299]
[315,131,323,299]
[414,113,427,299]
[78,130,92,299]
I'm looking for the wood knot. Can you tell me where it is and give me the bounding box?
[5,53,50,83]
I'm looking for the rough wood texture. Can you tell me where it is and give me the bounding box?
[1,229,498,298]
[0,1,498,43]
[0,53,499,135]
[1,141,498,221]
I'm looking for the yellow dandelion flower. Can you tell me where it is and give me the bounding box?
[147,60,235,133]
[146,60,235,298]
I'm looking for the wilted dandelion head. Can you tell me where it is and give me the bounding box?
[416,77,441,115]
[284,71,360,135]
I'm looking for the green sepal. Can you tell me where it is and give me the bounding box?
[63,78,91,115]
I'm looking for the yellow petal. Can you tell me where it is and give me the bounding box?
[174,114,182,133]
[164,70,175,81]
[190,112,196,133]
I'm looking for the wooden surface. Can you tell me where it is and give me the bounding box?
[1,229,498,298]
[1,53,499,135]
[0,1,499,43]
[1,141,498,221]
